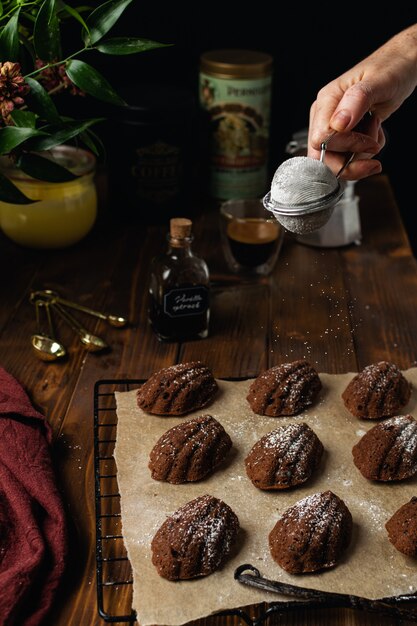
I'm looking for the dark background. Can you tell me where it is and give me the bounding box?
[74,3,417,251]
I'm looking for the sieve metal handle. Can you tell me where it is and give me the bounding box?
[320,131,337,160]
[320,131,355,178]
[336,152,355,177]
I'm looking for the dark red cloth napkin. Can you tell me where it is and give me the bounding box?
[0,366,67,626]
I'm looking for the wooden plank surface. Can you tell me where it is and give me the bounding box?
[1,174,417,626]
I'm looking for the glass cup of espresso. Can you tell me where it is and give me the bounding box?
[219,198,284,276]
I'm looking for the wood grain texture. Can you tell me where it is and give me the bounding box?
[1,174,416,625]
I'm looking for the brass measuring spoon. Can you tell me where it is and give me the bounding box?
[50,301,109,352]
[41,289,128,328]
[30,299,67,361]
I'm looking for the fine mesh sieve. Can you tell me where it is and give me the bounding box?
[263,134,354,235]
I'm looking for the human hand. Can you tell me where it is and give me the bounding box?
[308,24,417,180]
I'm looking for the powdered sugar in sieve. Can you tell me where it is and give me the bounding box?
[271,156,339,207]
[263,138,354,235]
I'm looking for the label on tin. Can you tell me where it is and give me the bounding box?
[199,72,271,199]
[131,140,182,203]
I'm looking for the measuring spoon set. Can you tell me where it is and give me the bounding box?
[29,289,128,361]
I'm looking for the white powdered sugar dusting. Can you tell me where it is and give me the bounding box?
[170,495,237,568]
[283,491,343,532]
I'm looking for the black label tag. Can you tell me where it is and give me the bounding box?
[163,286,209,318]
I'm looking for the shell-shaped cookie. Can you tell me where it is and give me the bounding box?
[386,497,417,556]
[245,422,323,490]
[151,494,240,580]
[269,490,352,574]
[136,361,218,416]
[149,415,232,483]
[342,361,411,419]
[247,360,322,417]
[352,414,417,481]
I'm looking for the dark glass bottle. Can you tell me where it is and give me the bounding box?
[148,218,210,341]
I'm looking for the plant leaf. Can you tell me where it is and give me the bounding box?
[96,36,170,55]
[17,152,77,181]
[0,10,20,60]
[27,117,104,150]
[84,0,132,45]
[78,128,100,156]
[65,59,126,105]
[24,76,61,124]
[60,2,89,33]
[10,110,38,128]
[21,10,36,24]
[0,170,37,204]
[0,127,47,153]
[19,31,36,63]
[34,0,61,61]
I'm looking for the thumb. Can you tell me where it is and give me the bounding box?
[330,82,373,131]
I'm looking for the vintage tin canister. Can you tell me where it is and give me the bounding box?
[103,84,197,223]
[199,49,273,200]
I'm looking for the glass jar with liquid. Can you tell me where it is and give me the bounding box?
[0,145,97,249]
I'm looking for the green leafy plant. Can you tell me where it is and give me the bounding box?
[0,0,168,203]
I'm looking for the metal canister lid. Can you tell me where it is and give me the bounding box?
[200,49,273,79]
[104,84,196,125]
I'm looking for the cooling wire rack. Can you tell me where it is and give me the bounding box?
[93,379,417,624]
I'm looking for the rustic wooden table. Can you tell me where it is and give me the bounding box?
[1,173,417,625]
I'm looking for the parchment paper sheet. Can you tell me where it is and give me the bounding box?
[114,369,417,626]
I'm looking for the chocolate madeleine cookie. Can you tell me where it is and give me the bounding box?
[386,497,417,556]
[352,415,417,481]
[245,422,323,490]
[247,360,322,417]
[151,494,240,580]
[269,490,352,574]
[137,361,218,416]
[342,361,411,420]
[149,414,232,483]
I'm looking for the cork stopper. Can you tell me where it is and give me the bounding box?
[170,217,192,239]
